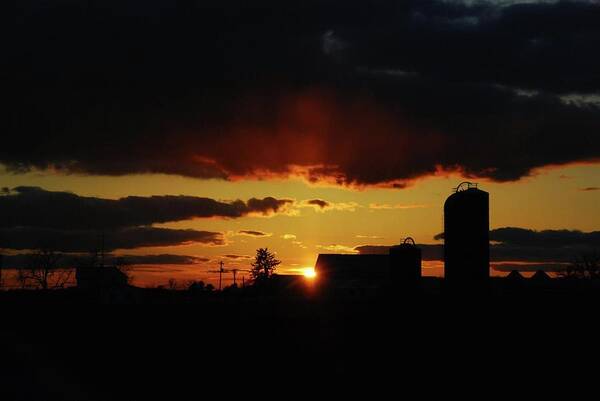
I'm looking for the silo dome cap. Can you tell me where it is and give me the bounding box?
[454,182,479,192]
[399,237,416,246]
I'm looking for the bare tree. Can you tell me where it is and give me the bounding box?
[76,252,134,286]
[0,254,4,290]
[15,268,29,289]
[113,256,134,285]
[25,249,72,290]
[557,251,600,279]
[167,278,179,290]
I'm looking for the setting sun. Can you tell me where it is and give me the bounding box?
[302,267,317,279]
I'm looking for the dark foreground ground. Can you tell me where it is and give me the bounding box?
[2,280,600,400]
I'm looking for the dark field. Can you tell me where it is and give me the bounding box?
[2,281,599,400]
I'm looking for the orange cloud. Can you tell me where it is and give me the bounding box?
[316,244,359,254]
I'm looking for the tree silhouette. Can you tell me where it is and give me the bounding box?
[25,249,72,290]
[113,256,134,284]
[0,254,4,290]
[557,251,600,279]
[188,280,206,292]
[82,252,133,280]
[167,278,179,290]
[250,248,281,282]
[15,268,28,289]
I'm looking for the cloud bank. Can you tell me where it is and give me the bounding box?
[357,227,600,263]
[0,187,292,230]
[0,227,223,253]
[0,187,293,252]
[4,1,599,187]
[1,253,210,269]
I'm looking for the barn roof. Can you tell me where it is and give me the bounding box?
[315,254,390,280]
[531,270,551,281]
[506,270,525,280]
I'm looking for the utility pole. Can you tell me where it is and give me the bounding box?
[229,269,250,286]
[100,230,105,268]
[207,261,227,291]
[208,264,250,290]
[218,261,224,291]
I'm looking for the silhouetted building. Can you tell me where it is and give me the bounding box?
[503,269,526,293]
[76,265,129,290]
[531,270,551,282]
[444,182,489,286]
[315,239,423,295]
[271,274,313,296]
[506,270,525,281]
[389,237,422,286]
[315,254,389,296]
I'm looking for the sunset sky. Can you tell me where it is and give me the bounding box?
[2,0,599,286]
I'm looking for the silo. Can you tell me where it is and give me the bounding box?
[389,237,422,286]
[444,182,489,286]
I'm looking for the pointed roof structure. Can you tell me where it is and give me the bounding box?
[531,269,551,282]
[506,270,524,280]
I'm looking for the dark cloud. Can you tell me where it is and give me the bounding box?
[580,187,600,191]
[489,227,600,248]
[436,227,600,246]
[115,254,211,265]
[0,253,209,269]
[237,230,270,237]
[306,199,330,209]
[3,1,600,186]
[0,187,292,230]
[492,263,568,273]
[0,226,223,253]
[355,244,586,263]
[357,227,600,262]
[223,254,252,260]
